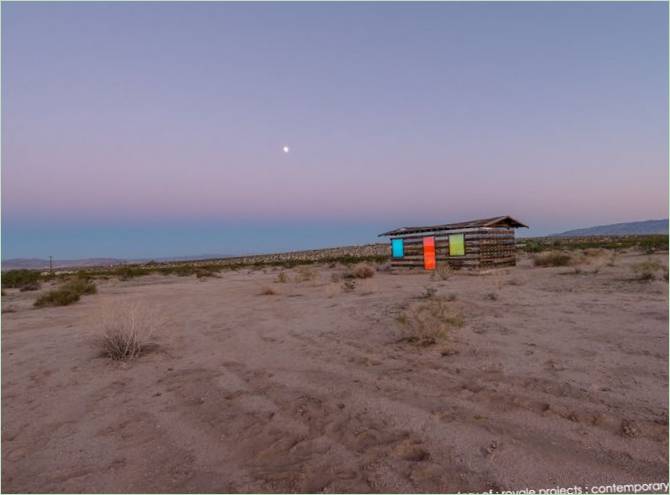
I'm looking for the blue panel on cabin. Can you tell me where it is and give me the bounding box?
[391,239,404,258]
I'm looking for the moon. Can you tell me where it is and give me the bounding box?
[282,145,290,154]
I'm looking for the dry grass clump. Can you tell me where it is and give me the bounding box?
[34,288,81,307]
[99,301,159,361]
[64,278,97,295]
[19,282,41,292]
[397,297,464,346]
[294,266,317,282]
[420,286,437,299]
[431,264,451,281]
[631,260,666,281]
[259,286,277,296]
[533,251,572,267]
[34,278,97,308]
[115,265,151,280]
[349,264,375,279]
[275,271,289,283]
[341,280,356,292]
[195,268,220,279]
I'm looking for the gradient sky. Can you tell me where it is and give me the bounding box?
[2,1,668,259]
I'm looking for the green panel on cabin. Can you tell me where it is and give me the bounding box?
[449,234,465,256]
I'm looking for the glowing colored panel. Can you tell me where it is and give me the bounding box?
[391,239,404,258]
[449,234,465,256]
[423,237,436,270]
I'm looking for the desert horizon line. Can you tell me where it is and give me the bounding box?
[3,217,667,264]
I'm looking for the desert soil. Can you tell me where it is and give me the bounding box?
[2,252,668,493]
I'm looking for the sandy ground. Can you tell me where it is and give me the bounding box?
[2,252,668,493]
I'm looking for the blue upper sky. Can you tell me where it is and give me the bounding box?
[2,2,667,259]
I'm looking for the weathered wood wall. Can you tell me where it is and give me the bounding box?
[389,228,516,270]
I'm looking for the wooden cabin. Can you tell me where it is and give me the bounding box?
[379,216,528,270]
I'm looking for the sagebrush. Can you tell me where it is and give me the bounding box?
[631,260,666,281]
[294,266,317,282]
[348,264,375,279]
[99,302,160,361]
[533,251,572,267]
[431,264,451,281]
[397,297,464,346]
[34,278,97,308]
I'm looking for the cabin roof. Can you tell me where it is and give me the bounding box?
[378,215,528,237]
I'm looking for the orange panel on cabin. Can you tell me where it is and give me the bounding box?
[423,237,436,270]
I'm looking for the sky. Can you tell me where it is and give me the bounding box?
[2,1,668,259]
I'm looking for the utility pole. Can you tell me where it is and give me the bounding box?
[49,256,53,276]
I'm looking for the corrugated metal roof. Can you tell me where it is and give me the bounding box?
[378,216,528,237]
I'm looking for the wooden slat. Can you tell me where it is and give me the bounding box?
[395,253,482,261]
[389,229,517,270]
[397,233,513,243]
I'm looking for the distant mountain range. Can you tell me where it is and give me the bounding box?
[552,219,668,237]
[3,219,668,270]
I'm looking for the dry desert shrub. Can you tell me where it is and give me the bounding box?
[99,301,160,361]
[2,269,41,289]
[19,282,41,292]
[259,286,277,295]
[34,278,96,308]
[351,264,375,279]
[631,260,666,281]
[533,251,572,267]
[341,279,356,292]
[582,248,607,257]
[64,278,97,295]
[420,286,437,299]
[275,271,289,283]
[116,265,151,280]
[294,266,317,282]
[397,297,464,346]
[431,264,451,281]
[195,268,220,279]
[34,288,81,307]
[330,272,342,283]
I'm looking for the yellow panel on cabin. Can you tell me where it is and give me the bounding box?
[449,234,465,256]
